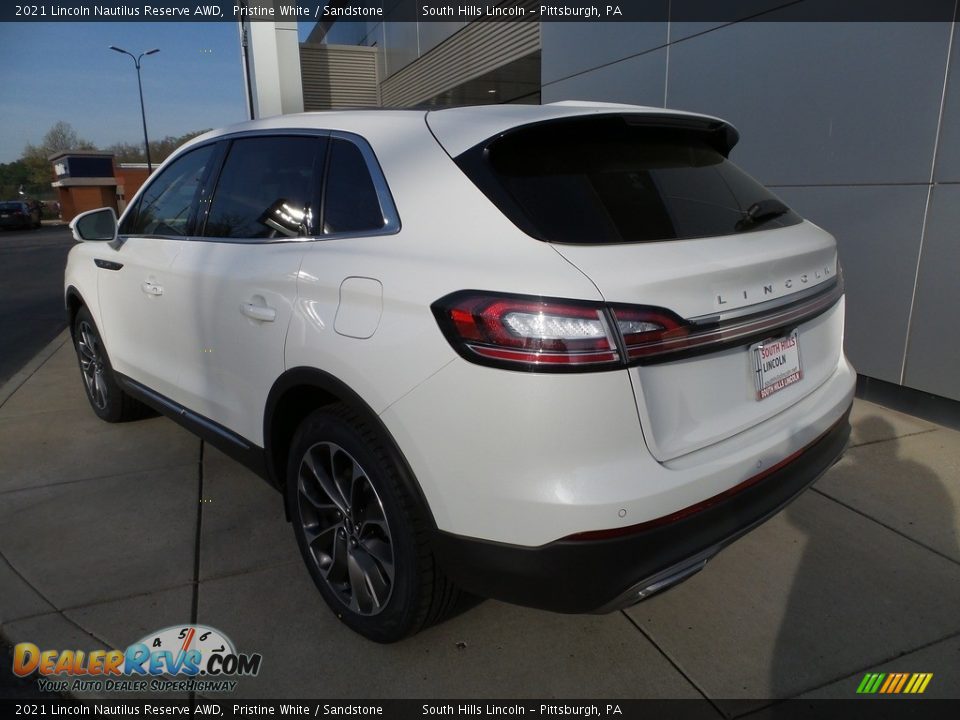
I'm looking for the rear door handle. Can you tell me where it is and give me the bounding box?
[241,302,276,322]
[141,281,163,296]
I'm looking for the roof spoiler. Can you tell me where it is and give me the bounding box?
[620,114,740,156]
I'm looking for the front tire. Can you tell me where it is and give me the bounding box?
[286,404,460,642]
[73,306,151,422]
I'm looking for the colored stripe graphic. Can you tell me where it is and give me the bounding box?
[893,673,909,693]
[879,674,898,693]
[857,672,933,694]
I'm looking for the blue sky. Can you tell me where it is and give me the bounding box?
[0,22,314,163]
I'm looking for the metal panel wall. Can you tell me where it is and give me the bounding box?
[541,18,960,401]
[380,21,540,107]
[300,44,380,110]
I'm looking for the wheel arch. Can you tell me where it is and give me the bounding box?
[65,286,87,339]
[264,367,437,529]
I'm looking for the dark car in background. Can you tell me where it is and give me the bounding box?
[0,201,42,230]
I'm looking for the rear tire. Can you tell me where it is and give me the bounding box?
[72,306,152,422]
[286,404,461,642]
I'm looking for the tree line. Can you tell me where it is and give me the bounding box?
[0,121,209,200]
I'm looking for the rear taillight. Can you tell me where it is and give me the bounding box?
[612,307,689,361]
[434,293,620,370]
[433,277,842,372]
[432,292,682,372]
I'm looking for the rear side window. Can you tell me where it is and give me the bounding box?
[204,135,324,239]
[122,144,216,236]
[457,116,801,244]
[322,138,384,235]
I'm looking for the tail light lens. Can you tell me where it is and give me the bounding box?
[433,292,687,372]
[612,307,689,361]
[434,293,620,370]
[434,277,843,372]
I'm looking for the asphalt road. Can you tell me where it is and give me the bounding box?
[0,225,75,386]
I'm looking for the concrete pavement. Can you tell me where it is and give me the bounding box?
[1,334,958,710]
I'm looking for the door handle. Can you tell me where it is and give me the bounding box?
[141,281,163,296]
[241,302,276,322]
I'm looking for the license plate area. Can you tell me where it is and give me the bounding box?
[752,329,802,401]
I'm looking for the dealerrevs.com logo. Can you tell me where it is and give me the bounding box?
[12,624,262,694]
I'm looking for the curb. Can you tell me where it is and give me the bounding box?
[0,329,71,409]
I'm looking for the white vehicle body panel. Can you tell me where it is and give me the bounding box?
[164,241,305,445]
[96,237,182,399]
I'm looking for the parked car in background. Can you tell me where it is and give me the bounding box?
[0,200,41,230]
[64,102,855,642]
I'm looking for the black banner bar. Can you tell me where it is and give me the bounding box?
[2,0,959,23]
[2,699,960,719]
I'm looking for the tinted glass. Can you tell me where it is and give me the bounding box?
[466,117,801,244]
[0,202,23,211]
[204,136,322,239]
[124,144,216,236]
[322,138,384,235]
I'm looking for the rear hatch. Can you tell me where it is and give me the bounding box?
[433,107,844,462]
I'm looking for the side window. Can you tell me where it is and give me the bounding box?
[203,135,323,239]
[322,138,385,235]
[123,144,216,236]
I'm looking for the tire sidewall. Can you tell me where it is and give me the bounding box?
[285,408,424,643]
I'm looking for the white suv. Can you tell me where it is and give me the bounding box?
[65,102,855,642]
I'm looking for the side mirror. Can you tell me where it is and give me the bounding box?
[70,207,118,242]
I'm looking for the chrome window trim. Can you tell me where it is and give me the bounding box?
[118,128,401,245]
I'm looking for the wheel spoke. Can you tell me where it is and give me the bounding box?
[298,469,339,513]
[330,447,355,514]
[358,536,393,576]
[302,518,340,548]
[78,340,95,362]
[320,528,349,581]
[303,446,349,515]
[348,460,365,515]
[348,545,390,613]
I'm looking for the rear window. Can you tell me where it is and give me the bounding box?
[456,116,801,244]
[0,202,23,211]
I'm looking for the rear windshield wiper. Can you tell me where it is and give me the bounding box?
[736,198,790,231]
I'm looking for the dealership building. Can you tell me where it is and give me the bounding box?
[234,3,960,412]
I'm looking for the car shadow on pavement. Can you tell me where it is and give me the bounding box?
[770,415,960,699]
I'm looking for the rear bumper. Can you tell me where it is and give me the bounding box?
[431,404,851,613]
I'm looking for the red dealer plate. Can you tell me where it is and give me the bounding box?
[752,329,802,400]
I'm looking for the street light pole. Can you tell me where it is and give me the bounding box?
[109,46,160,172]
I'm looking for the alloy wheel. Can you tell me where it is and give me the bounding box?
[77,321,108,410]
[296,441,395,615]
